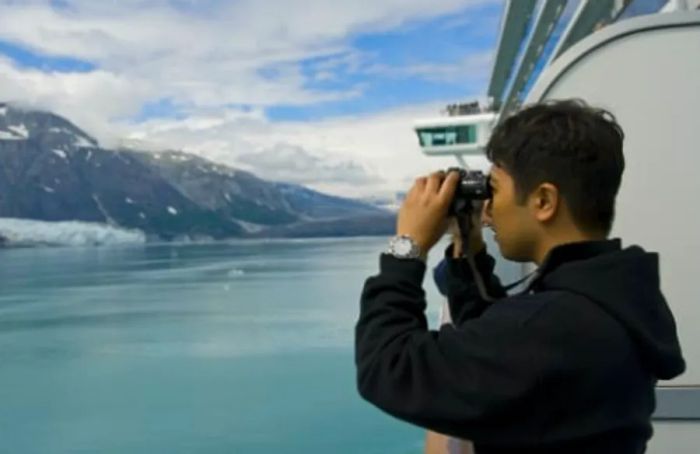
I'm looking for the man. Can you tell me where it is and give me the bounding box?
[355,99,685,453]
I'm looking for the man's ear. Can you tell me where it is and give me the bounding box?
[531,182,559,223]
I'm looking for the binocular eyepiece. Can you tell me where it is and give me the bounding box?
[446,167,492,217]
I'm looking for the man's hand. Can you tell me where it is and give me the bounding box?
[449,201,487,258]
[397,170,460,259]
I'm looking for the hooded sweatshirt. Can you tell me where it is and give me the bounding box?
[355,239,685,454]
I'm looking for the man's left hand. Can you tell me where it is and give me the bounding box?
[397,170,460,259]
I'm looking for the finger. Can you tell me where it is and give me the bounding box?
[425,171,444,195]
[447,217,460,235]
[438,170,460,203]
[408,176,427,199]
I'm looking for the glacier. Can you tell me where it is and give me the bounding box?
[0,218,146,247]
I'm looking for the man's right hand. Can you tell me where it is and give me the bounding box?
[449,201,487,258]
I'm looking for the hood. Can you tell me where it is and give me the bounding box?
[537,240,686,380]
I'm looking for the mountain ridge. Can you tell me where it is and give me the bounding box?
[0,103,396,243]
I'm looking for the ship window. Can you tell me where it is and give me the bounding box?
[417,125,477,146]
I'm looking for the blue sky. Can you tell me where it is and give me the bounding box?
[267,2,502,121]
[0,39,97,73]
[0,0,503,123]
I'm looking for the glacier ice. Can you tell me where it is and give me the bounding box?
[0,218,146,247]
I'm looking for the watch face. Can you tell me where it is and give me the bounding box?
[394,238,413,255]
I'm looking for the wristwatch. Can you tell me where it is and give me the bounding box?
[385,235,424,261]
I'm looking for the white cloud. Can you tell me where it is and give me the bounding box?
[125,101,492,198]
[0,0,496,110]
[364,50,494,84]
[236,143,383,186]
[0,56,150,142]
[0,0,499,195]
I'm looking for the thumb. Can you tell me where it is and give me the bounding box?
[438,170,460,204]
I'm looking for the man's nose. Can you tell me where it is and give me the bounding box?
[482,199,493,227]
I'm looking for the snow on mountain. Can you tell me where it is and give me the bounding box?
[0,103,98,148]
[0,124,29,140]
[52,149,68,159]
[0,218,146,247]
[74,135,96,148]
[8,124,29,138]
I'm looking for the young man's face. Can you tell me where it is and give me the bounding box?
[483,165,539,262]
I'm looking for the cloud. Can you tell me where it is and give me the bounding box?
[0,0,496,111]
[0,56,151,141]
[124,101,492,198]
[364,50,494,84]
[0,0,500,196]
[236,143,383,186]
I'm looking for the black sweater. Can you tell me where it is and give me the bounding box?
[355,239,685,453]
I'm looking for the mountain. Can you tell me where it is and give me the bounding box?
[0,103,395,242]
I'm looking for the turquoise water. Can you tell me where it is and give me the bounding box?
[0,236,520,453]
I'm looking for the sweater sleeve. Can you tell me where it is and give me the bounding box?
[434,244,507,325]
[355,254,543,443]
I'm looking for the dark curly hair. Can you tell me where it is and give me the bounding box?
[486,99,625,235]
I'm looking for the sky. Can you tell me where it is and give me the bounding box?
[0,0,507,199]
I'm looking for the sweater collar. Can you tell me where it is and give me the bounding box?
[527,238,622,291]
